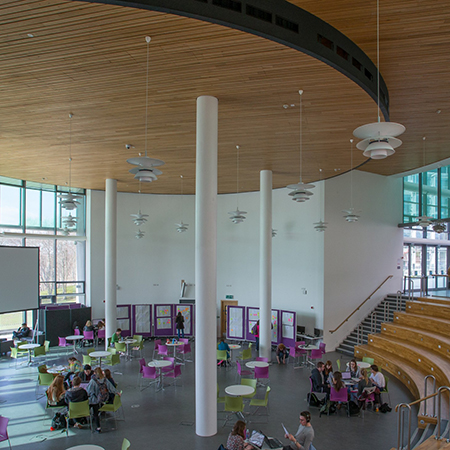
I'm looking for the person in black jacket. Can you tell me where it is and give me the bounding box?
[175,312,185,339]
[65,376,89,429]
[310,361,330,396]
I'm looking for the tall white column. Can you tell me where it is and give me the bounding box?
[195,95,218,437]
[105,179,117,350]
[259,170,272,361]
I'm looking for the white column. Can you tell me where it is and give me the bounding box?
[259,170,272,361]
[105,179,117,350]
[195,95,218,437]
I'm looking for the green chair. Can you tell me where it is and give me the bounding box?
[217,384,225,405]
[240,378,257,399]
[33,345,46,359]
[250,386,271,416]
[107,337,112,347]
[38,364,48,373]
[82,354,92,366]
[10,347,26,368]
[16,343,28,356]
[133,335,143,343]
[336,359,341,371]
[362,356,374,366]
[99,391,124,428]
[44,340,50,353]
[36,372,54,399]
[109,354,121,366]
[122,438,131,450]
[238,348,252,361]
[383,375,391,405]
[65,400,92,435]
[115,342,127,354]
[217,349,228,366]
[223,396,244,427]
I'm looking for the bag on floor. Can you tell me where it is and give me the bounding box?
[379,403,392,413]
[307,392,325,407]
[348,401,361,416]
[51,412,67,430]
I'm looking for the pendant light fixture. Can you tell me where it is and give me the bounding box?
[353,0,405,159]
[58,113,82,210]
[343,139,361,222]
[228,145,247,224]
[127,36,165,182]
[272,228,277,238]
[287,90,315,202]
[131,181,149,227]
[135,229,145,239]
[313,169,327,232]
[176,175,189,232]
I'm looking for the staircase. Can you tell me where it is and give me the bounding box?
[336,293,409,356]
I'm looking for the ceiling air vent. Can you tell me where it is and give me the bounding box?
[246,5,272,23]
[352,57,362,71]
[336,46,349,61]
[276,16,299,33]
[317,34,334,51]
[212,0,241,12]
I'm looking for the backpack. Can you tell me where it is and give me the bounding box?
[348,401,361,416]
[307,392,325,407]
[379,403,392,413]
[251,323,258,335]
[51,412,67,430]
[96,379,110,404]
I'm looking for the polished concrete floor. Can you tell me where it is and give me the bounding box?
[0,341,414,450]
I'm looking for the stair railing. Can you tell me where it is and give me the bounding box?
[370,311,377,334]
[396,402,412,450]
[329,275,393,334]
[356,324,363,345]
[423,375,437,417]
[383,301,390,322]
[396,290,403,311]
[436,386,450,440]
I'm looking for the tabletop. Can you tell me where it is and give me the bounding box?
[89,351,111,358]
[347,361,371,369]
[19,343,41,349]
[65,445,105,450]
[123,339,137,344]
[245,361,269,369]
[166,342,184,346]
[47,365,68,374]
[148,360,172,368]
[229,344,241,349]
[66,335,84,340]
[225,384,255,396]
[300,344,320,350]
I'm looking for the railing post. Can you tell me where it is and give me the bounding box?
[397,403,412,450]
[423,375,436,417]
[437,386,450,440]
[396,290,402,311]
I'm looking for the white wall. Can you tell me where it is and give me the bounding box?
[323,171,403,351]
[87,184,325,333]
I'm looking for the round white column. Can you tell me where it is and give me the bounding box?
[105,178,117,350]
[259,170,272,361]
[195,95,218,437]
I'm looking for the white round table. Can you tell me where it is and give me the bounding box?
[245,361,269,369]
[47,365,68,374]
[148,360,173,391]
[66,335,84,354]
[228,344,241,365]
[19,343,41,365]
[166,341,185,359]
[89,350,111,368]
[346,361,372,369]
[123,339,137,360]
[65,445,105,450]
[300,344,320,350]
[225,384,255,397]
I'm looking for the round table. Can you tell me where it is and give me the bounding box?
[228,344,241,365]
[89,351,111,368]
[65,445,105,450]
[166,341,185,359]
[19,343,41,365]
[66,335,84,354]
[300,344,320,350]
[225,384,255,397]
[245,361,269,369]
[346,361,371,369]
[123,339,137,360]
[47,365,68,374]
[148,360,173,391]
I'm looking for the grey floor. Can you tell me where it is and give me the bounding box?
[0,341,414,450]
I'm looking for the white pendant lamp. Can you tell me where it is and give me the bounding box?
[228,145,247,224]
[127,36,165,182]
[287,90,315,201]
[135,229,145,239]
[272,228,277,238]
[176,175,189,232]
[58,113,82,210]
[353,0,405,159]
[343,139,361,222]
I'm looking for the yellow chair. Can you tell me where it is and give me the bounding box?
[66,400,92,435]
[99,391,124,428]
[240,378,257,399]
[217,384,225,405]
[82,354,92,366]
[223,396,244,427]
[238,348,252,361]
[115,342,127,353]
[250,386,271,415]
[217,350,228,366]
[122,438,131,450]
[36,372,54,400]
[44,340,50,353]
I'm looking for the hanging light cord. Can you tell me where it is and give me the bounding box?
[377,0,380,123]
[299,90,303,180]
[422,136,426,167]
[144,36,151,157]
[180,175,184,222]
[236,145,240,209]
[350,139,354,209]
[68,113,73,193]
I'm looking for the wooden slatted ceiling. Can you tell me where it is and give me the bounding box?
[0,0,449,194]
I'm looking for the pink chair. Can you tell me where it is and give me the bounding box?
[236,360,253,382]
[319,342,326,355]
[329,386,350,417]
[140,365,158,391]
[74,328,80,336]
[97,329,106,345]
[0,416,11,449]
[308,349,323,367]
[178,343,192,363]
[164,364,183,387]
[157,344,168,358]
[255,357,268,362]
[153,339,162,359]
[137,357,146,384]
[254,365,270,386]
[162,356,175,374]
[179,338,189,344]
[290,346,307,368]
[58,337,70,354]
[83,330,94,347]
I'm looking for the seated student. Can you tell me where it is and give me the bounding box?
[104,369,117,403]
[310,362,330,395]
[369,364,386,407]
[87,367,119,433]
[277,343,288,365]
[218,339,231,366]
[110,328,122,346]
[283,411,315,450]
[353,368,372,404]
[78,364,93,383]
[47,375,67,407]
[64,357,83,385]
[12,323,31,340]
[349,359,361,378]
[97,320,105,330]
[323,360,334,385]
[65,376,89,429]
[83,320,95,346]
[226,420,253,450]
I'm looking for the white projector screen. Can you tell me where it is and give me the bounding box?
[0,246,39,313]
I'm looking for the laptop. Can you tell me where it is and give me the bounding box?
[341,371,351,379]
[247,431,265,449]
[261,430,284,449]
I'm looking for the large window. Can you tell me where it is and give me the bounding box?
[0,176,86,306]
[403,174,419,223]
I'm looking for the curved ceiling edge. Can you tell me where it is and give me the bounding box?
[80,0,389,120]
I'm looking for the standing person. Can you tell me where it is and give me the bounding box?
[283,411,315,450]
[87,367,118,433]
[175,312,185,339]
[254,320,260,351]
[310,362,330,395]
[276,343,288,365]
[226,420,253,450]
[65,376,89,429]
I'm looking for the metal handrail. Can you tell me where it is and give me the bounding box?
[397,403,412,450]
[396,290,403,311]
[384,301,390,322]
[423,375,437,417]
[329,275,393,334]
[436,386,450,440]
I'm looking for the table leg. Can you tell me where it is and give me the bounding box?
[73,341,78,354]
[28,349,32,365]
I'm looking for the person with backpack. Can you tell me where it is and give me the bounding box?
[65,376,89,429]
[87,367,118,433]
